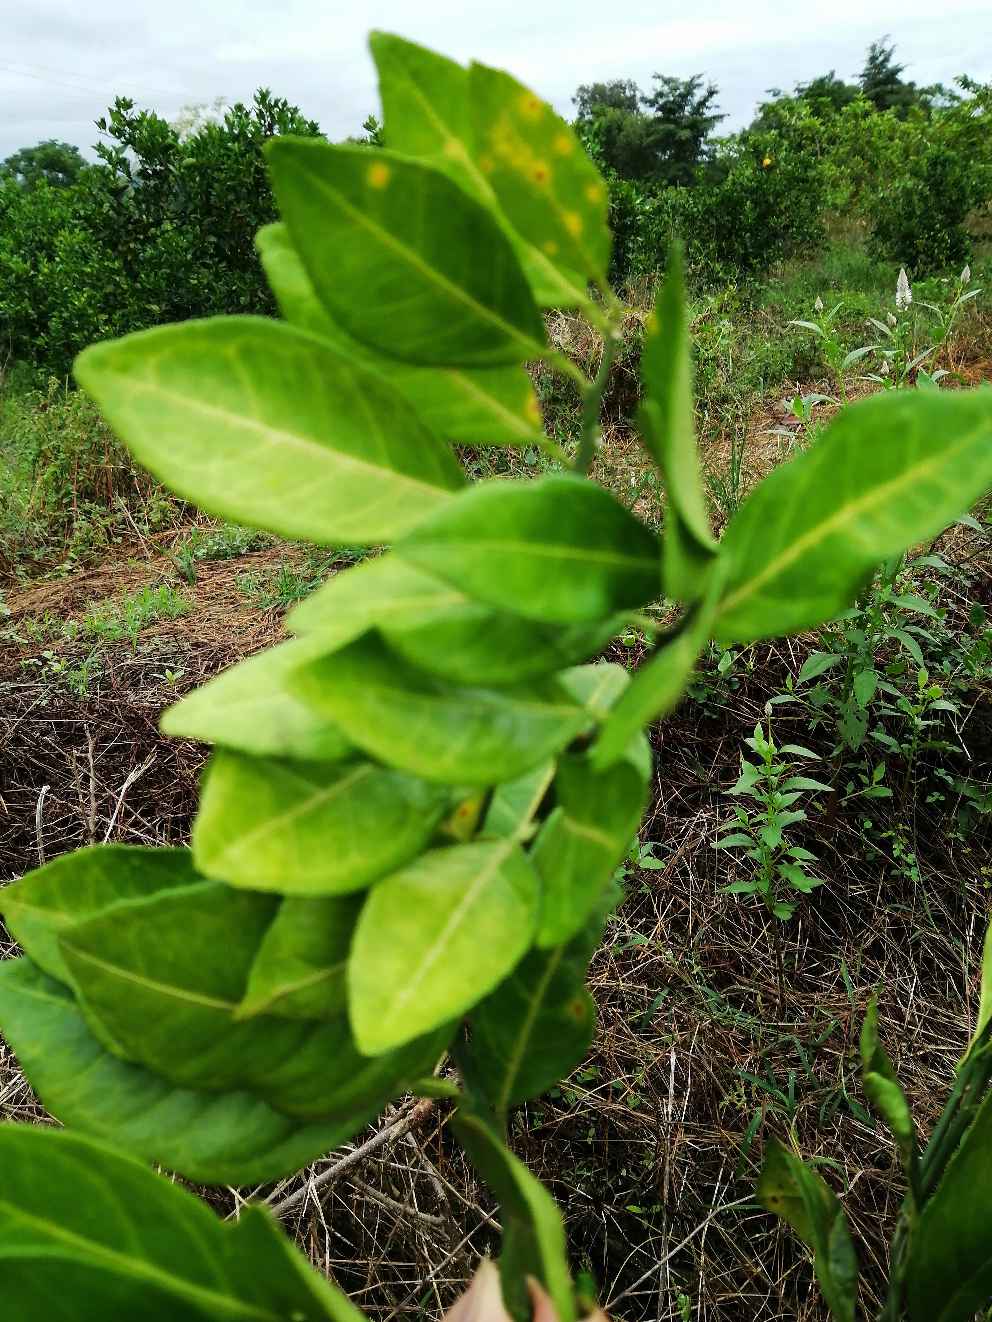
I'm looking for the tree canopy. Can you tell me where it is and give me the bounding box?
[1,140,87,190]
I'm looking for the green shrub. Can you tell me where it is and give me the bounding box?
[868,143,984,275]
[0,91,322,375]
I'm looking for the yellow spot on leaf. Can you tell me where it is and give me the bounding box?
[563,211,583,237]
[542,239,559,256]
[646,311,659,334]
[525,396,542,423]
[479,154,496,175]
[532,162,550,185]
[553,132,574,156]
[443,139,466,160]
[519,93,543,120]
[585,182,605,204]
[367,161,391,189]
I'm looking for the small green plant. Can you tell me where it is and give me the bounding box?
[788,297,871,400]
[716,718,831,920]
[82,582,189,647]
[171,523,271,582]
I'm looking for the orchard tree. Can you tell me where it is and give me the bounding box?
[573,73,723,186]
[1,139,87,189]
[641,73,724,185]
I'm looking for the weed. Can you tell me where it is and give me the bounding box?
[716,718,832,921]
[82,582,189,647]
[170,523,272,583]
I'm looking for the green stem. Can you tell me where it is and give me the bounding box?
[876,1041,992,1321]
[574,328,620,475]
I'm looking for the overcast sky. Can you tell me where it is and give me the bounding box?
[3,0,991,161]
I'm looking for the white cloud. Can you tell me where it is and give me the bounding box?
[1,0,989,159]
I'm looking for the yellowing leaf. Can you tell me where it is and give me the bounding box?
[267,140,546,367]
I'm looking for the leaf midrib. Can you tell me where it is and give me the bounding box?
[306,165,544,358]
[382,844,518,1029]
[118,372,457,501]
[0,1201,276,1321]
[496,946,565,1112]
[60,946,238,1013]
[241,961,346,1018]
[207,763,373,868]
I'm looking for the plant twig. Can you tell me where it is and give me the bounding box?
[265,1098,435,1219]
[574,328,620,475]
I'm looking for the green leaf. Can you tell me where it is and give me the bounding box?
[757,1139,858,1322]
[398,474,662,623]
[468,61,610,287]
[0,845,199,986]
[638,245,717,600]
[906,1087,992,1321]
[59,882,448,1116]
[716,390,992,643]
[559,661,638,726]
[969,920,992,1055]
[286,553,460,635]
[294,553,619,694]
[161,637,354,761]
[192,751,449,895]
[466,901,609,1113]
[349,840,539,1053]
[238,896,362,1020]
[257,222,543,446]
[483,762,555,841]
[382,598,625,686]
[533,751,648,947]
[590,571,723,771]
[453,1108,576,1322]
[0,1125,364,1322]
[798,652,843,684]
[860,997,916,1175]
[370,31,593,309]
[267,139,546,367]
[0,959,368,1185]
[75,317,465,546]
[291,632,590,786]
[854,669,878,707]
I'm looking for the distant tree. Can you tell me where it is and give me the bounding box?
[1,140,87,189]
[573,79,640,119]
[795,71,860,117]
[573,74,723,186]
[347,113,384,147]
[857,37,943,118]
[641,74,725,186]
